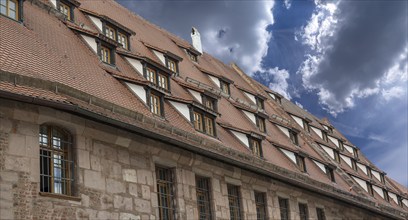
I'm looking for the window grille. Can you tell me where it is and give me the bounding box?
[299,203,308,220]
[227,184,242,220]
[279,197,290,220]
[156,166,175,220]
[316,208,326,220]
[196,176,212,220]
[255,191,267,220]
[39,125,74,195]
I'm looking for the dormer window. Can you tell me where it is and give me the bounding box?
[144,66,170,91]
[334,151,340,163]
[322,131,328,142]
[325,166,335,182]
[187,50,198,62]
[99,45,114,65]
[220,80,230,95]
[338,140,344,151]
[202,95,216,111]
[367,182,374,196]
[289,130,298,145]
[383,189,390,202]
[0,0,20,21]
[58,1,71,19]
[249,138,262,158]
[192,109,216,137]
[166,58,178,73]
[351,159,358,171]
[353,148,359,158]
[303,120,310,132]
[117,32,128,49]
[256,115,266,133]
[104,25,116,40]
[296,155,306,172]
[255,96,264,110]
[148,90,164,116]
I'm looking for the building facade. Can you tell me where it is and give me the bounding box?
[0,0,407,219]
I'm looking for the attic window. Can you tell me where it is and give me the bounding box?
[353,148,359,158]
[256,115,266,133]
[249,138,262,158]
[202,95,217,111]
[0,0,20,20]
[118,32,128,49]
[303,120,310,133]
[220,80,230,95]
[148,90,164,116]
[255,96,264,110]
[334,151,340,163]
[383,189,390,202]
[144,66,170,91]
[192,109,216,137]
[296,155,306,172]
[338,140,344,151]
[100,45,114,65]
[367,182,374,196]
[325,167,335,182]
[322,131,328,142]
[187,50,197,62]
[105,25,116,40]
[166,57,178,73]
[289,130,298,146]
[351,159,358,171]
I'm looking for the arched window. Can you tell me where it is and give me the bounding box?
[39,125,74,195]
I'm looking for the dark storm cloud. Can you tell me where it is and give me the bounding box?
[310,1,407,101]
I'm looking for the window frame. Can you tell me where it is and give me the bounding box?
[56,0,74,21]
[256,115,266,133]
[322,131,328,142]
[296,155,306,172]
[249,137,263,158]
[289,129,299,146]
[195,176,213,220]
[147,89,164,117]
[255,96,264,110]
[165,57,179,73]
[143,64,170,91]
[227,184,242,220]
[117,31,129,50]
[220,80,230,95]
[0,0,21,21]
[325,166,336,182]
[39,125,74,196]
[278,197,290,220]
[303,120,310,133]
[316,208,326,220]
[187,50,198,62]
[298,203,309,220]
[191,108,216,137]
[155,166,176,220]
[202,94,217,111]
[254,191,267,220]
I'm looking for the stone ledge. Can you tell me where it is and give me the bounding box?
[39,192,82,202]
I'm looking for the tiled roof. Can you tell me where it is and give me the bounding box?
[0,0,406,215]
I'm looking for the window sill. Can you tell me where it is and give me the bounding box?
[39,192,81,202]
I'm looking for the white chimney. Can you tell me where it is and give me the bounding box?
[191,27,202,54]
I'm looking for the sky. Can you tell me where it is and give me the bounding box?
[117,0,408,187]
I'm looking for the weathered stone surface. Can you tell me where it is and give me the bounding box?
[123,169,137,183]
[84,170,106,191]
[119,212,140,220]
[134,198,151,213]
[107,178,126,194]
[78,149,90,169]
[114,195,133,211]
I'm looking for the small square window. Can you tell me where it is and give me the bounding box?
[1,0,19,20]
[146,67,157,84]
[188,50,198,62]
[58,1,71,20]
[104,25,116,40]
[202,95,216,111]
[167,58,178,73]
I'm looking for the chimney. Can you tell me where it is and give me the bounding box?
[191,27,202,53]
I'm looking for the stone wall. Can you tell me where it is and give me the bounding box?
[0,98,393,219]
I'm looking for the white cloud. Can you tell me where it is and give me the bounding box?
[297,0,408,116]
[266,67,291,100]
[284,0,292,10]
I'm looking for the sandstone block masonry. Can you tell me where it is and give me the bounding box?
[0,99,397,219]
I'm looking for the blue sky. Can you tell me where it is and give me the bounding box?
[118,0,408,186]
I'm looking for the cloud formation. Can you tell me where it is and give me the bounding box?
[297,0,408,115]
[119,1,274,74]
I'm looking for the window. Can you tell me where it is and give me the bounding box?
[220,80,230,95]
[167,58,178,73]
[289,130,298,145]
[250,138,262,158]
[187,50,198,62]
[353,148,359,158]
[256,116,266,133]
[316,208,326,220]
[100,46,112,64]
[227,184,242,220]
[0,0,18,20]
[39,125,74,196]
[296,155,306,172]
[298,203,308,220]
[367,182,374,196]
[322,131,328,142]
[334,151,340,163]
[204,116,215,136]
[383,189,390,202]
[192,110,216,136]
[104,25,116,40]
[158,73,168,90]
[380,173,385,184]
[255,97,264,110]
[279,197,290,220]
[351,159,358,171]
[255,191,267,220]
[145,67,157,84]
[303,120,310,133]
[338,140,344,151]
[193,111,203,131]
[149,93,162,116]
[196,176,212,220]
[118,32,128,49]
[202,95,216,111]
[156,166,175,220]
[325,167,335,182]
[397,195,404,207]
[58,1,71,20]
